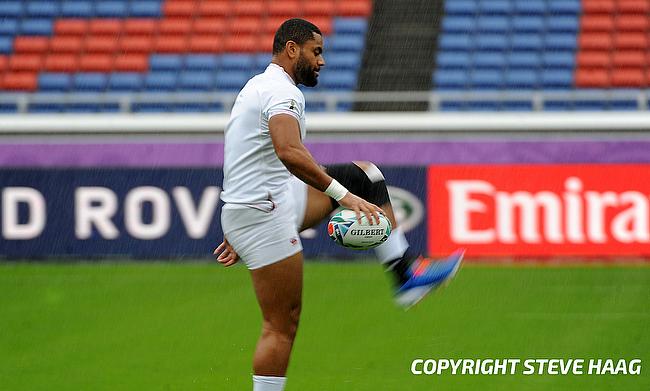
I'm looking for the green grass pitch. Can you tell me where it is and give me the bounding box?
[1,261,648,390]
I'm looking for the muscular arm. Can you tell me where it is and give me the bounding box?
[269,114,332,191]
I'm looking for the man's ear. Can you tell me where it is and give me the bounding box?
[286,40,299,59]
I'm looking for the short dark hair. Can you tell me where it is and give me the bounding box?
[272,18,322,55]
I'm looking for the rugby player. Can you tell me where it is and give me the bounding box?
[214,18,464,391]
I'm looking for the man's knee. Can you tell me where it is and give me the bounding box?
[263,303,301,341]
[327,162,390,206]
[352,161,385,183]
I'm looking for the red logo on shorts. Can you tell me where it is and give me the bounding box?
[290,238,298,245]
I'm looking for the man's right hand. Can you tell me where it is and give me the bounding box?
[338,192,384,225]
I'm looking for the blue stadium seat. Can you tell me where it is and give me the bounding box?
[333,18,367,35]
[610,100,638,111]
[66,103,120,113]
[440,101,465,111]
[0,20,18,36]
[512,34,543,50]
[548,0,581,15]
[545,34,577,50]
[574,100,606,111]
[29,103,64,113]
[439,34,472,51]
[215,71,250,91]
[26,2,60,18]
[466,101,500,111]
[544,100,572,111]
[150,55,183,71]
[437,52,471,69]
[39,73,72,92]
[184,55,219,71]
[326,52,361,70]
[0,2,23,18]
[442,17,475,33]
[470,69,503,89]
[542,52,575,69]
[514,0,546,15]
[505,70,538,89]
[20,19,53,35]
[477,16,510,33]
[129,1,162,17]
[172,102,224,113]
[318,71,357,90]
[133,103,172,113]
[73,74,108,92]
[327,35,365,52]
[96,1,129,17]
[0,103,18,113]
[507,52,540,68]
[179,72,215,91]
[502,101,533,111]
[433,69,468,90]
[512,16,544,32]
[61,1,94,17]
[541,70,573,89]
[219,54,254,71]
[445,0,478,15]
[108,73,143,91]
[145,72,177,91]
[0,37,14,53]
[475,34,508,51]
[479,0,512,15]
[547,16,579,33]
[473,52,506,69]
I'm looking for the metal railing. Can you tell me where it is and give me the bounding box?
[0,90,649,113]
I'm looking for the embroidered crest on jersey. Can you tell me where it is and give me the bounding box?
[289,99,297,111]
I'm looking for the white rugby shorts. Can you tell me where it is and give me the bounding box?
[221,177,308,270]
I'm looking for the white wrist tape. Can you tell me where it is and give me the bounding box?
[324,179,349,201]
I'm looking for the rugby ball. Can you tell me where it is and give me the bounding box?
[327,209,392,250]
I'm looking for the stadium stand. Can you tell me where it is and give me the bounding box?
[434,0,650,111]
[0,0,371,112]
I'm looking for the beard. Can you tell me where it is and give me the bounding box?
[294,54,318,87]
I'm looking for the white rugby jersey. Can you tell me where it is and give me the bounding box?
[220,63,307,208]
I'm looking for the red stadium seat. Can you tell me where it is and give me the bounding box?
[579,32,613,50]
[154,35,188,52]
[581,15,614,32]
[54,19,88,36]
[0,56,7,72]
[615,15,648,32]
[264,17,288,34]
[577,51,610,68]
[611,68,645,87]
[84,36,119,53]
[228,17,260,34]
[614,32,648,50]
[158,18,193,35]
[89,19,123,35]
[164,0,196,17]
[336,0,373,16]
[612,51,645,67]
[618,0,650,13]
[575,68,610,88]
[14,37,49,53]
[261,34,275,52]
[189,35,223,53]
[114,54,149,72]
[234,1,264,16]
[304,1,335,16]
[304,17,332,35]
[50,36,83,53]
[79,54,113,72]
[582,0,616,14]
[124,19,157,35]
[44,54,78,72]
[2,72,37,91]
[193,18,228,34]
[269,1,301,16]
[9,54,42,72]
[198,0,230,17]
[120,36,154,53]
[224,34,257,52]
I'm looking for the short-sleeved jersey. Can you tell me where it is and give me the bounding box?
[220,63,306,209]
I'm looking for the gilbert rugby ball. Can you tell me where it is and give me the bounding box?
[327,209,392,250]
